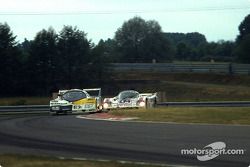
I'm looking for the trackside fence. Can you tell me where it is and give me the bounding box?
[112,63,250,75]
[0,105,49,113]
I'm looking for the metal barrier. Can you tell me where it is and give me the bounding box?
[0,105,49,113]
[112,63,250,75]
[157,101,250,107]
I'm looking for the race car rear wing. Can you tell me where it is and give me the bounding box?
[56,88,102,107]
[83,88,102,107]
[58,90,67,95]
[139,93,157,97]
[83,88,101,98]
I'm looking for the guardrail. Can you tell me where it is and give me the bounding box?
[1,102,250,114]
[0,105,49,113]
[157,101,250,107]
[112,63,250,75]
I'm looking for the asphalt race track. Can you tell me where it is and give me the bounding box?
[0,115,249,167]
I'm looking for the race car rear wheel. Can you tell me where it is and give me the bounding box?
[145,99,149,108]
[153,97,157,108]
[145,98,157,108]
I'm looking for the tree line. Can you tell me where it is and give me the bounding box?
[0,25,109,96]
[95,15,250,63]
[0,14,250,96]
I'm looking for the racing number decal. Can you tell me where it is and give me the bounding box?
[73,105,82,110]
[85,104,93,109]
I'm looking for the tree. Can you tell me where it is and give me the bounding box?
[0,23,21,95]
[215,40,235,61]
[57,25,91,88]
[185,32,207,47]
[176,42,191,60]
[236,14,250,63]
[237,14,250,42]
[164,32,207,61]
[95,39,117,62]
[165,32,207,47]
[89,40,112,85]
[18,38,31,62]
[28,27,58,95]
[114,16,172,63]
[235,34,250,63]
[200,41,234,62]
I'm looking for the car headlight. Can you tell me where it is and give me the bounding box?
[51,106,60,110]
[103,103,109,109]
[139,101,145,107]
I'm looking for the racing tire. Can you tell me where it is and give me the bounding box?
[50,112,58,116]
[102,109,110,113]
[153,98,157,108]
[96,109,103,113]
[145,99,149,109]
[50,108,57,116]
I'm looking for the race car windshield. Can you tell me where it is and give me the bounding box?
[119,91,139,100]
[62,91,87,102]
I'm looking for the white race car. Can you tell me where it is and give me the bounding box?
[50,88,102,115]
[103,90,157,110]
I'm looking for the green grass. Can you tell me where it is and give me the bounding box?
[114,72,250,87]
[157,81,250,101]
[113,72,250,102]
[0,154,164,167]
[110,107,250,125]
[113,80,250,102]
[0,97,51,106]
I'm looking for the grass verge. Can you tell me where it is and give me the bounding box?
[110,107,250,125]
[0,154,163,167]
[112,72,250,102]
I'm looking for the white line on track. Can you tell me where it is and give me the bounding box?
[58,156,198,167]
[76,115,138,121]
[76,115,250,127]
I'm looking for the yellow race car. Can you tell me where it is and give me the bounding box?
[50,88,102,115]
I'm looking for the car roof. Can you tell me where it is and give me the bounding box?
[119,90,139,94]
[59,89,89,96]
